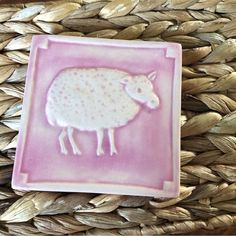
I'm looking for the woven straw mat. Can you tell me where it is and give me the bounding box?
[0,0,236,235]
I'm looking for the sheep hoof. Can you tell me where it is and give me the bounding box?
[72,147,82,155]
[96,148,104,156]
[73,150,82,155]
[61,149,68,155]
[110,149,118,156]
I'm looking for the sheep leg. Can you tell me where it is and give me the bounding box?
[96,129,104,156]
[108,128,117,156]
[67,127,81,155]
[59,129,68,155]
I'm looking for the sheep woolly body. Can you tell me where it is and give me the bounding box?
[46,68,139,130]
[45,68,159,156]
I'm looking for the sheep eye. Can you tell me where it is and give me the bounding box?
[137,88,142,93]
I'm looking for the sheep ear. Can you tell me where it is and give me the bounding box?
[120,75,131,84]
[148,71,157,81]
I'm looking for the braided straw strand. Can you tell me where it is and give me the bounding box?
[0,0,235,234]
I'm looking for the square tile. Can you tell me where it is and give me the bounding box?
[12,35,181,197]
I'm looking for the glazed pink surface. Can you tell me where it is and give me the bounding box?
[12,35,181,197]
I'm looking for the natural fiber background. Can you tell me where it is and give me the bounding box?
[0,0,236,235]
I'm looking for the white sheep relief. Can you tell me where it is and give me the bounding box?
[46,68,160,156]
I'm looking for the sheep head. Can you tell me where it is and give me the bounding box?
[121,71,159,109]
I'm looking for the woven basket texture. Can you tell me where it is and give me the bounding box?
[0,0,236,235]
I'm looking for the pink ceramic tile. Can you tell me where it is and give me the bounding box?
[12,35,181,197]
